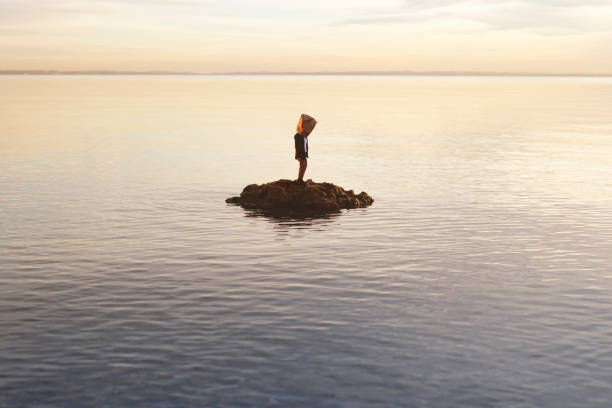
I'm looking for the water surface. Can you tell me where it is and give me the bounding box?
[2,75,612,407]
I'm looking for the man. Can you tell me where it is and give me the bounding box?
[294,113,317,183]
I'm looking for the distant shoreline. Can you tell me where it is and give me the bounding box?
[1,70,612,78]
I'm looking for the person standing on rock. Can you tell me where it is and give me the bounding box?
[294,113,317,183]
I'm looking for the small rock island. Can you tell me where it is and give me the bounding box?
[226,179,374,215]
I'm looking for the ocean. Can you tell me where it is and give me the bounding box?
[2,74,612,407]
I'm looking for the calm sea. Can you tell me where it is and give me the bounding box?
[1,75,612,407]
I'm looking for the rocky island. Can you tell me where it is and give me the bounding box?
[226,179,374,215]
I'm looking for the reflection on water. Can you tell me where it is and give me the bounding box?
[2,75,612,407]
[239,205,345,231]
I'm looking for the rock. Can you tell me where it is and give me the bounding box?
[225,196,241,204]
[225,179,374,215]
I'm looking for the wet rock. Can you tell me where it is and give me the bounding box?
[225,179,373,215]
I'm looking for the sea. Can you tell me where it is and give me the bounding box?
[1,74,612,407]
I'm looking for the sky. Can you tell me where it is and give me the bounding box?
[1,0,612,74]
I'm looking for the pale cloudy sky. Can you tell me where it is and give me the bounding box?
[2,0,612,73]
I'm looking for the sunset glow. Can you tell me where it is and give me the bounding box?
[2,0,612,74]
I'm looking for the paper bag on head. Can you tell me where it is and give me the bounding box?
[296,114,317,137]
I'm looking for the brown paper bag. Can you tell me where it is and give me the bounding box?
[296,114,317,137]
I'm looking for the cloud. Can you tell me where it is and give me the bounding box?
[2,0,611,73]
[329,0,612,35]
[0,0,208,22]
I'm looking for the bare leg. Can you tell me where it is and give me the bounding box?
[297,158,307,181]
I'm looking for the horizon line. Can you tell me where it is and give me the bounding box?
[2,69,612,77]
